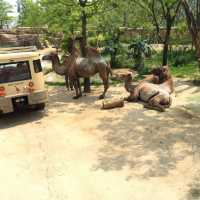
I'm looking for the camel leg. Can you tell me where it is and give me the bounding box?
[99,74,109,99]
[65,74,70,91]
[73,80,81,99]
[163,96,172,108]
[144,104,165,112]
[124,94,138,102]
[124,87,140,102]
[144,97,165,112]
[65,74,74,91]
[69,78,74,91]
[77,78,82,97]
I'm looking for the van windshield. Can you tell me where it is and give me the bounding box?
[0,61,31,84]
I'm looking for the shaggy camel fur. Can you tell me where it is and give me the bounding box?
[50,46,112,99]
[65,46,112,99]
[123,66,174,112]
[63,46,102,91]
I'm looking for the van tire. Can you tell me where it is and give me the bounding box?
[34,103,45,111]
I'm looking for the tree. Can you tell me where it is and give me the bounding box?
[0,0,12,29]
[129,39,152,72]
[133,0,182,66]
[18,0,45,27]
[182,0,200,69]
[40,0,117,92]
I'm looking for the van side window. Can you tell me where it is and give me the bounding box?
[33,60,42,73]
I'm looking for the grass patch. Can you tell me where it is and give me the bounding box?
[45,79,122,87]
[45,81,66,86]
[145,50,200,79]
[45,49,200,87]
[171,63,199,78]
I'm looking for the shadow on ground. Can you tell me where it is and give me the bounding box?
[0,110,47,129]
[93,102,200,180]
[175,79,200,96]
[184,170,200,200]
[47,86,110,114]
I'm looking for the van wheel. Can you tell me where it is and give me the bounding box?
[34,103,45,111]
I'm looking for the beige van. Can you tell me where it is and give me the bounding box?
[0,46,51,114]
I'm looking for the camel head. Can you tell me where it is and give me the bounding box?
[42,52,58,61]
[151,65,171,83]
[151,67,162,76]
[120,72,138,93]
[159,65,171,82]
[119,72,133,81]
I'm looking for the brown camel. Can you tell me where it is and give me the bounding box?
[123,66,174,112]
[49,46,112,99]
[47,52,74,91]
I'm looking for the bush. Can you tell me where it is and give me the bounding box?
[114,54,133,68]
[169,49,196,67]
[128,38,153,73]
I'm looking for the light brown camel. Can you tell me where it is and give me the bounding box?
[123,66,174,112]
[49,46,112,99]
[46,52,74,91]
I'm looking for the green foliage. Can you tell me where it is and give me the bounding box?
[88,34,105,47]
[103,39,129,68]
[129,38,152,72]
[0,0,13,28]
[15,0,198,82]
[40,0,79,35]
[18,0,45,27]
[171,51,195,67]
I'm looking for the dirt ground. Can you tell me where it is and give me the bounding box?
[0,79,200,200]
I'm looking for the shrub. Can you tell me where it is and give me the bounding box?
[129,38,152,73]
[88,34,106,47]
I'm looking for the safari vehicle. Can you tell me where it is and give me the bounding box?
[0,46,50,114]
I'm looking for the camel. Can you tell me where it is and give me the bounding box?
[48,46,112,99]
[122,66,174,112]
[138,67,168,84]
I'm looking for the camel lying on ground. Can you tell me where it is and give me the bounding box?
[123,66,174,112]
[49,46,112,99]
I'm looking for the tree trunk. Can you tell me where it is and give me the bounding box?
[162,20,172,66]
[123,12,128,27]
[182,0,200,71]
[110,48,117,68]
[81,9,91,93]
[197,0,200,26]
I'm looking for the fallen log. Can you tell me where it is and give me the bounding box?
[102,99,124,110]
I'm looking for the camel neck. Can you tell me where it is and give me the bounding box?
[124,77,133,92]
[52,55,60,68]
[161,78,174,93]
[51,54,67,75]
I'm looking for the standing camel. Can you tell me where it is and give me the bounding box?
[49,46,112,99]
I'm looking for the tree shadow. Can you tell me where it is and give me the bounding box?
[184,170,200,200]
[47,86,119,114]
[175,79,200,95]
[93,103,200,180]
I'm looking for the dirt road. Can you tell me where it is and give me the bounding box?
[0,80,200,200]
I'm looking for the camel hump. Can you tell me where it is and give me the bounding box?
[86,46,101,58]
